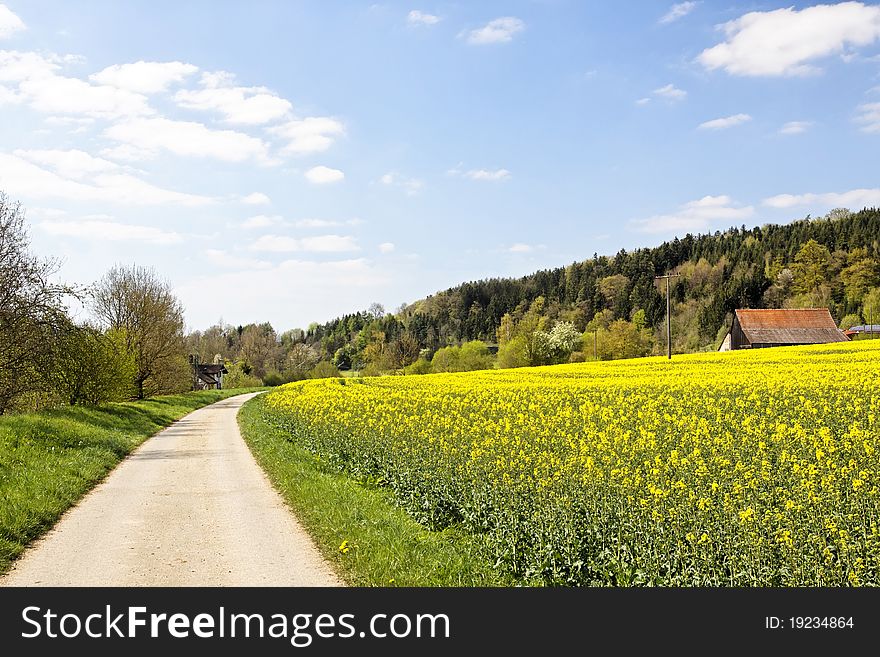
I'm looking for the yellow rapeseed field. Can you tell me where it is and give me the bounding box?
[265,340,880,585]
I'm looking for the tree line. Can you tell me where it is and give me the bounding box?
[4,187,879,413]
[300,207,880,374]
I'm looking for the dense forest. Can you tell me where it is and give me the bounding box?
[289,207,880,374]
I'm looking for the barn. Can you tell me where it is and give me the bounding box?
[718,308,848,351]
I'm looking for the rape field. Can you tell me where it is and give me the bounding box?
[264,341,880,586]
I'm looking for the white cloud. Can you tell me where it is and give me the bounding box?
[249,234,360,252]
[466,168,510,181]
[204,248,272,270]
[20,73,152,118]
[0,82,19,104]
[779,120,813,135]
[104,117,274,164]
[0,4,25,39]
[90,61,198,94]
[653,83,687,100]
[632,195,754,233]
[378,242,395,253]
[0,152,214,206]
[855,102,880,132]
[0,49,61,82]
[39,218,183,244]
[465,17,525,45]
[635,97,651,106]
[508,243,534,253]
[763,188,880,209]
[304,165,344,184]
[660,2,698,25]
[45,115,94,128]
[242,214,283,229]
[698,3,880,77]
[269,116,345,155]
[0,52,153,118]
[174,71,292,124]
[177,258,390,329]
[13,148,119,179]
[241,192,271,205]
[378,171,424,195]
[408,10,441,26]
[698,113,751,130]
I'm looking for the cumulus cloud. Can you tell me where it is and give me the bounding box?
[464,17,525,45]
[0,151,214,206]
[763,188,880,209]
[39,217,183,244]
[174,71,292,124]
[698,113,751,130]
[269,116,345,155]
[0,50,154,118]
[249,234,359,252]
[508,243,535,253]
[779,120,813,135]
[104,117,274,164]
[698,3,880,77]
[855,102,880,132]
[304,165,344,184]
[660,2,698,25]
[407,10,441,26]
[378,242,395,253]
[241,191,271,205]
[0,4,25,39]
[632,195,754,233]
[90,61,198,94]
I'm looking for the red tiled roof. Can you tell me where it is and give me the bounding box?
[736,308,848,345]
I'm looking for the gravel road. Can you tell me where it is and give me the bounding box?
[1,392,341,587]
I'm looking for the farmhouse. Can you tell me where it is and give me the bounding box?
[718,308,848,351]
[189,355,228,390]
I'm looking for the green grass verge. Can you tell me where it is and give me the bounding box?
[0,387,266,575]
[238,393,510,586]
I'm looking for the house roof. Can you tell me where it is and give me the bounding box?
[735,308,848,345]
[197,363,228,375]
[847,325,880,333]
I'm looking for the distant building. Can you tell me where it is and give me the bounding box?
[844,324,880,339]
[719,308,848,351]
[189,354,228,390]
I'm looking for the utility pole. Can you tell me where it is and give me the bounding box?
[655,273,681,359]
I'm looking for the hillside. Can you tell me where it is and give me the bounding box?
[303,207,880,371]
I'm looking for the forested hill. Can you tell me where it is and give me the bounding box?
[305,207,880,370]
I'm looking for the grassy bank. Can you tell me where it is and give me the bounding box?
[0,388,264,574]
[238,394,509,586]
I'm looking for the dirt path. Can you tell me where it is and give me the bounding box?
[0,393,341,587]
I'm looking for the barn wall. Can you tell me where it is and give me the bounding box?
[731,316,749,349]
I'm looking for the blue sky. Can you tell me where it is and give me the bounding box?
[1,1,879,331]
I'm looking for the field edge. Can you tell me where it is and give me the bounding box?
[237,393,511,587]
